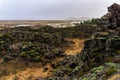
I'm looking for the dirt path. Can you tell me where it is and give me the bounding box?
[64,38,84,55]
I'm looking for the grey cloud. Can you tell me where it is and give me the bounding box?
[0,0,119,20]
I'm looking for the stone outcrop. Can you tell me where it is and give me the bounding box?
[0,3,120,80]
[46,3,120,80]
[79,63,120,80]
[0,26,65,63]
[98,3,120,30]
[108,3,120,29]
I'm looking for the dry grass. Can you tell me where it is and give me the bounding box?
[64,38,84,55]
[0,59,53,80]
[108,74,120,80]
[0,66,51,80]
[0,56,64,80]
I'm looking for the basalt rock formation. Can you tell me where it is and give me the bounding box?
[0,26,66,63]
[98,3,120,30]
[46,3,120,80]
[0,3,120,80]
[108,3,120,29]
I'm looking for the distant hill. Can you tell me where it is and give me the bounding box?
[66,17,90,21]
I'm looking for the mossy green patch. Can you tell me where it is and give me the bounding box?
[106,63,118,68]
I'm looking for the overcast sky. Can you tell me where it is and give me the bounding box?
[0,0,120,20]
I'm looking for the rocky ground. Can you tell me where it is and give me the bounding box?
[46,3,120,80]
[0,3,120,80]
